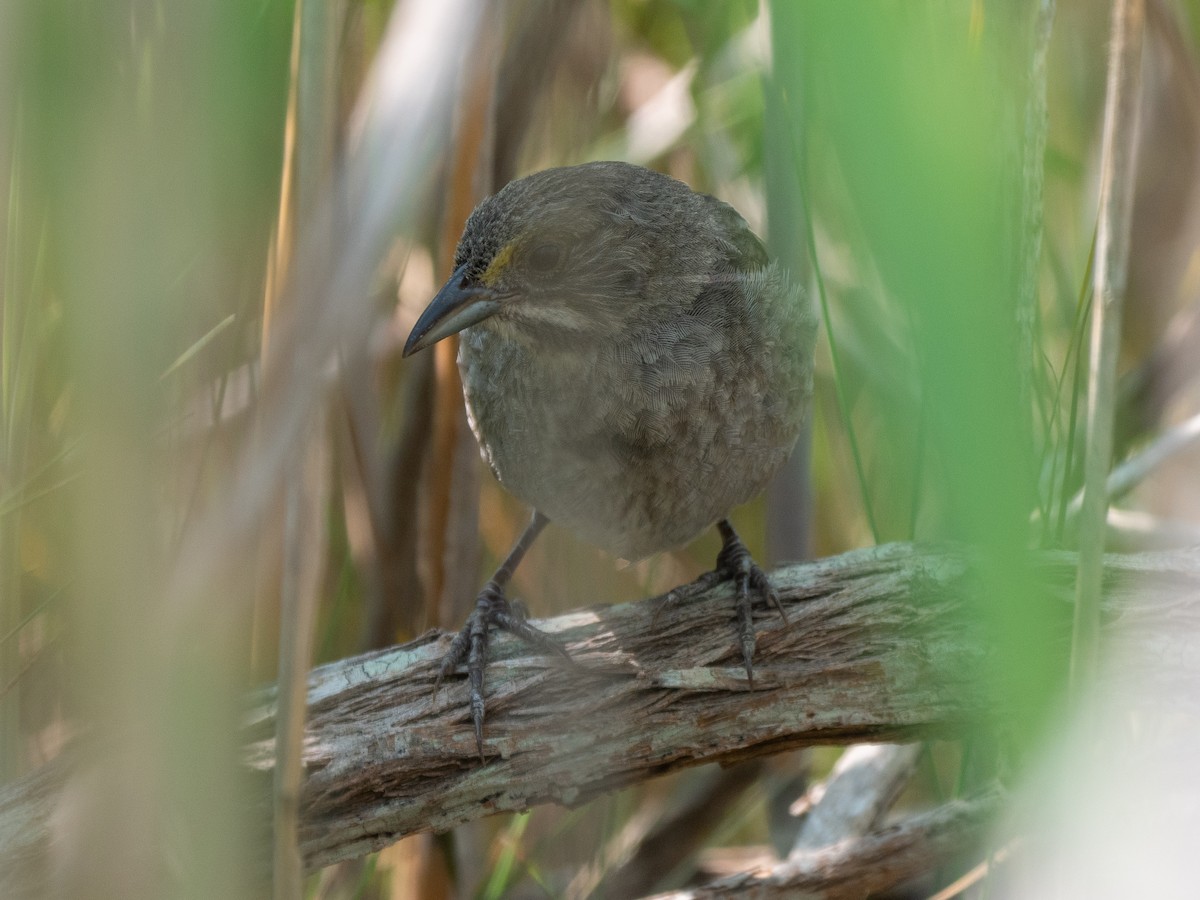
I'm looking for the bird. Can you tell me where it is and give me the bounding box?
[404,160,815,757]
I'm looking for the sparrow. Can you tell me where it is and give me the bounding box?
[404,160,815,756]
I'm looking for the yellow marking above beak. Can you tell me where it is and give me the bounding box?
[479,242,516,286]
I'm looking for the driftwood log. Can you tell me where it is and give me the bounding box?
[2,542,1198,894]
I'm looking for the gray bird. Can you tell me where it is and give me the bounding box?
[404,161,815,756]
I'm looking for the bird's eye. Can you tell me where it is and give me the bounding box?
[527,242,564,272]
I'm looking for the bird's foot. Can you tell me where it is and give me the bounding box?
[658,521,786,688]
[654,568,725,623]
[436,580,572,760]
[713,522,787,688]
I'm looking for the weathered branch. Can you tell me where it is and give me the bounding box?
[654,790,1004,900]
[2,543,1198,895]
[277,543,1000,870]
[791,743,923,853]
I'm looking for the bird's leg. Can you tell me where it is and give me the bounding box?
[714,519,787,687]
[660,519,786,687]
[435,510,571,758]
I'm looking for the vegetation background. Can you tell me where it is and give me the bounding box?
[2,0,1199,896]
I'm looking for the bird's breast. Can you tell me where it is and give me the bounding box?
[457,273,812,560]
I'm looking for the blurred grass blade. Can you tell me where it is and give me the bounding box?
[1070,0,1146,696]
[160,313,235,381]
[777,1,1053,733]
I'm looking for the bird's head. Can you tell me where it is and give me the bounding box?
[403,161,719,355]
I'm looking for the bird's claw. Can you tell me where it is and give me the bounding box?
[653,569,723,625]
[435,580,570,760]
[713,522,786,688]
[653,523,786,687]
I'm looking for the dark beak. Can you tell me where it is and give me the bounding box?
[403,263,505,357]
